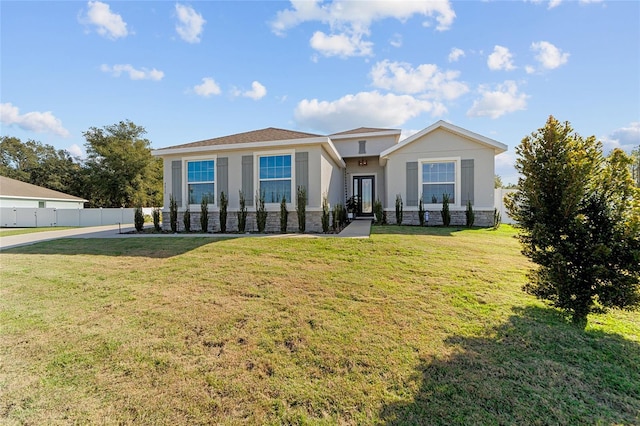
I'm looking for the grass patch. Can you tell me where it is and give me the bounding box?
[0,227,77,237]
[1,225,638,424]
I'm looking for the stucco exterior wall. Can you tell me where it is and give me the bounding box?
[332,134,398,158]
[385,128,496,211]
[344,157,386,206]
[320,147,344,207]
[161,144,343,213]
[0,197,84,209]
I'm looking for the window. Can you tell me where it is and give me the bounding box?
[259,154,292,203]
[187,160,215,204]
[422,161,455,204]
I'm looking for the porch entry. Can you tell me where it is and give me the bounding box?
[353,175,374,217]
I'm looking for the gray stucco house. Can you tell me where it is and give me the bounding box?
[151,120,507,232]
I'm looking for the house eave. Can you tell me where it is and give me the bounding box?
[152,136,346,168]
[380,120,508,159]
[330,130,401,140]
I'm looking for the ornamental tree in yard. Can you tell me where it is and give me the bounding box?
[506,116,640,327]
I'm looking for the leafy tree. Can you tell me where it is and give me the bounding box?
[0,136,86,196]
[506,116,640,327]
[632,146,640,187]
[83,120,161,207]
[494,174,504,189]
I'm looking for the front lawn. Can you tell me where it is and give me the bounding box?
[1,226,638,424]
[0,227,77,237]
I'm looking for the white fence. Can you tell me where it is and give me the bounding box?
[1,207,135,228]
[494,188,517,225]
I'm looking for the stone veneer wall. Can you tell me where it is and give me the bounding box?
[162,211,325,233]
[384,209,495,227]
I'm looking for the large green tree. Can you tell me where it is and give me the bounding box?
[506,116,640,327]
[0,136,85,196]
[83,120,162,207]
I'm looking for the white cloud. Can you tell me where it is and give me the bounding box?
[193,77,221,97]
[487,45,516,71]
[531,41,569,70]
[400,129,420,141]
[294,91,444,134]
[100,64,164,81]
[390,33,403,48]
[528,0,603,9]
[232,81,267,100]
[310,31,373,57]
[271,0,456,57]
[467,81,528,119]
[0,103,70,137]
[67,144,85,159]
[175,3,206,43]
[80,1,128,39]
[448,47,465,62]
[370,60,468,100]
[602,122,640,153]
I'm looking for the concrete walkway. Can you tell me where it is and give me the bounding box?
[337,218,372,238]
[0,219,373,251]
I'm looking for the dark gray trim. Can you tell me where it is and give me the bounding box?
[217,157,228,205]
[241,155,253,201]
[295,152,309,205]
[171,160,182,205]
[461,159,474,205]
[406,161,418,206]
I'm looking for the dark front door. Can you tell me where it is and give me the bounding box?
[353,175,374,217]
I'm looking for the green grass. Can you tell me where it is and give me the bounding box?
[1,225,638,425]
[0,227,77,237]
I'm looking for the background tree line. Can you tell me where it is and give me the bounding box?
[1,120,162,208]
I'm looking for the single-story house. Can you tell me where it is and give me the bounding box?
[0,176,87,209]
[151,120,507,232]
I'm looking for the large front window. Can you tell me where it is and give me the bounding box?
[187,160,215,204]
[259,154,292,203]
[422,161,455,204]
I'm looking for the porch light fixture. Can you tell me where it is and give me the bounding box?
[358,158,368,166]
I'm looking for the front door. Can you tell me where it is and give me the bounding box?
[353,176,374,217]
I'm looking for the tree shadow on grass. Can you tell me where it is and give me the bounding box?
[1,237,236,258]
[381,305,640,425]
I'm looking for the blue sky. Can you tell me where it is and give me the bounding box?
[1,0,638,184]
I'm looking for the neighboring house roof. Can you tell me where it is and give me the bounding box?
[0,176,87,202]
[159,127,323,150]
[330,127,400,136]
[380,120,508,157]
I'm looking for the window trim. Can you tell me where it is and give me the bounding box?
[418,157,461,207]
[183,154,217,208]
[254,149,296,206]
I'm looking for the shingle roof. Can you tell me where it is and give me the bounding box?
[330,127,399,136]
[159,127,324,150]
[0,176,87,201]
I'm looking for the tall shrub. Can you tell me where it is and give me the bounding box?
[183,207,191,232]
[219,191,228,233]
[395,194,403,225]
[373,199,383,225]
[505,115,640,327]
[465,200,475,228]
[152,207,161,232]
[256,190,267,233]
[280,195,288,233]
[134,206,144,232]
[200,196,209,232]
[441,193,451,226]
[418,196,426,226]
[321,194,330,233]
[169,194,178,232]
[237,190,247,233]
[296,186,307,233]
[493,208,501,230]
